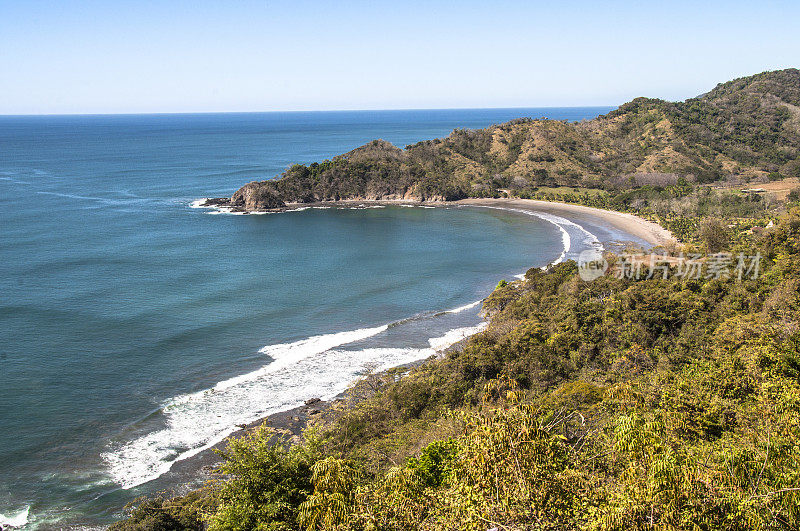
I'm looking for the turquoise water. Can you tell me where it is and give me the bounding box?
[0,107,611,528]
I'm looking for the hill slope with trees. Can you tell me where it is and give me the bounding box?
[216,69,800,210]
[117,204,800,530]
[113,70,800,530]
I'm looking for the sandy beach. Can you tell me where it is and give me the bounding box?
[455,198,675,248]
[276,198,675,249]
[277,197,675,248]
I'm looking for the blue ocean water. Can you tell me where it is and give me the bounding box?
[0,107,612,528]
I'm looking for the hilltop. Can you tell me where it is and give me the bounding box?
[209,69,800,210]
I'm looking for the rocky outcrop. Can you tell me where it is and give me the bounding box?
[230,181,286,210]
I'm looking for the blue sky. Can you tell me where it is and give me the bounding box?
[1,0,798,114]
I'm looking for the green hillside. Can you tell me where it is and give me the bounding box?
[115,70,800,530]
[224,69,800,210]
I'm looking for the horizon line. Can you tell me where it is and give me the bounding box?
[0,104,618,118]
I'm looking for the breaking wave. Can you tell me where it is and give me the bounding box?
[467,205,603,268]
[0,506,30,529]
[102,317,484,489]
[444,300,482,314]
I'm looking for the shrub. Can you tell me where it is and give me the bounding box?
[209,427,323,531]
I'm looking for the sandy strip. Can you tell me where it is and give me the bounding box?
[208,197,675,248]
[284,197,675,247]
[456,198,675,247]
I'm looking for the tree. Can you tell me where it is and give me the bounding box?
[209,427,322,531]
[698,218,729,253]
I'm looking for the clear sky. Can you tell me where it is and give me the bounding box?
[1,0,798,114]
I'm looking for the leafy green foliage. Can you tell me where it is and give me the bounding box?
[404,439,457,488]
[209,427,323,531]
[297,457,359,530]
[110,490,213,531]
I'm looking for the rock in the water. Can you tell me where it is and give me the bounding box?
[202,197,231,207]
[305,397,322,406]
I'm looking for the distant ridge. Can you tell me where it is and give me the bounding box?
[210,69,800,210]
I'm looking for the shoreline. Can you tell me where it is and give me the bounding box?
[137,197,676,508]
[143,357,438,499]
[455,198,675,248]
[197,196,675,248]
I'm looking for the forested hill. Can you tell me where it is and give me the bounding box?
[117,71,800,529]
[221,68,800,210]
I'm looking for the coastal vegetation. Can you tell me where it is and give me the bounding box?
[220,69,800,212]
[116,206,800,530]
[115,69,800,529]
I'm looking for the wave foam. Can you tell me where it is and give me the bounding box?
[215,325,390,392]
[190,198,211,208]
[469,205,602,268]
[530,211,572,265]
[192,199,262,215]
[428,323,487,351]
[101,317,492,490]
[207,209,248,215]
[349,205,386,210]
[445,300,482,314]
[0,506,30,528]
[102,324,389,489]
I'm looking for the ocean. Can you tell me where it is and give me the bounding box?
[0,107,612,528]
